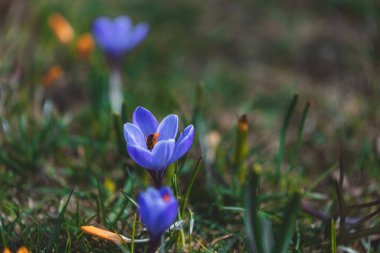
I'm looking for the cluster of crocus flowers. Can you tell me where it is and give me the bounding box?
[79,12,185,252]
[123,106,195,187]
[126,107,193,251]
[82,106,192,252]
[91,16,149,113]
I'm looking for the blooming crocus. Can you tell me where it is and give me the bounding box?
[124,107,194,187]
[92,15,149,64]
[138,187,178,253]
[91,16,149,113]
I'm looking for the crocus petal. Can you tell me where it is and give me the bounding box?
[152,139,175,170]
[153,199,178,237]
[157,114,178,141]
[137,193,152,225]
[129,22,149,49]
[138,187,161,229]
[123,123,145,147]
[159,186,172,197]
[127,144,153,169]
[92,17,113,51]
[133,106,158,136]
[113,16,133,52]
[169,125,194,164]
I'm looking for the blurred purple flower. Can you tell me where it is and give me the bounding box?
[92,15,149,63]
[138,187,178,252]
[124,106,194,187]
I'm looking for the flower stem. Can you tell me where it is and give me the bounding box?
[109,68,123,113]
[148,235,160,253]
[148,170,164,188]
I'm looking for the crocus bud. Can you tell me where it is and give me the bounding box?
[138,187,178,252]
[233,114,249,182]
[48,13,74,44]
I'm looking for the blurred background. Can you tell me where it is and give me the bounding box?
[1,0,380,174]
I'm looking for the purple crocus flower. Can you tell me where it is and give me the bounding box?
[123,106,194,187]
[92,15,149,64]
[92,16,149,113]
[138,187,178,252]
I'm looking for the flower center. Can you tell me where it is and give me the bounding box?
[146,132,160,150]
[163,194,170,202]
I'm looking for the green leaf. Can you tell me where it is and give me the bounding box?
[290,101,310,170]
[331,219,336,253]
[47,188,75,251]
[275,94,298,185]
[113,112,126,156]
[121,191,139,208]
[244,172,259,253]
[272,192,301,253]
[97,179,106,225]
[180,156,202,216]
[257,213,274,253]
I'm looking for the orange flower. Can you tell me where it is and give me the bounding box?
[76,33,94,59]
[41,65,63,88]
[48,12,74,44]
[2,246,30,253]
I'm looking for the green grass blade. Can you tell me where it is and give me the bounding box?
[244,172,259,253]
[113,112,126,156]
[257,213,274,253]
[272,192,301,253]
[290,101,310,170]
[275,94,298,185]
[131,213,137,253]
[47,188,74,252]
[331,219,336,253]
[121,191,139,207]
[121,100,130,123]
[189,209,194,252]
[180,156,202,216]
[97,179,106,225]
